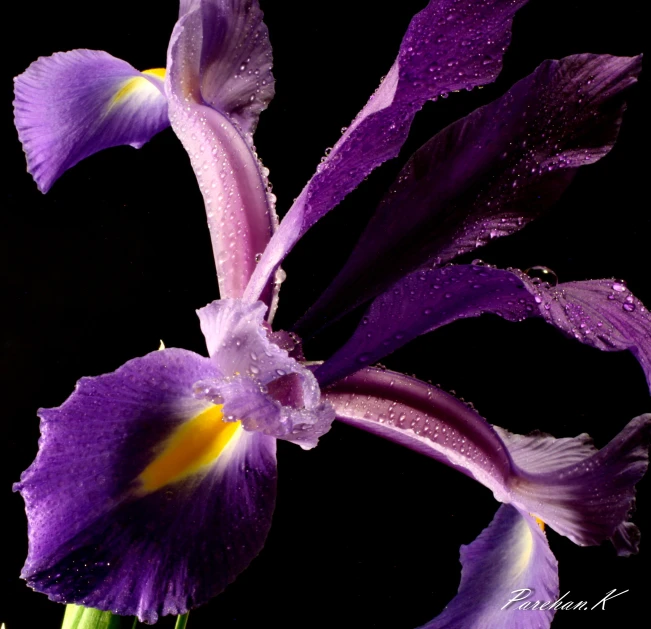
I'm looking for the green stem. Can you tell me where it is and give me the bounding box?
[174,613,189,629]
[130,619,139,629]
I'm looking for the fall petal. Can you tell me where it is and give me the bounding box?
[14,49,169,193]
[14,348,277,622]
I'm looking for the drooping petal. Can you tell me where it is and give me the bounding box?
[422,506,558,629]
[14,49,169,193]
[166,0,277,303]
[315,265,651,389]
[197,299,335,448]
[299,54,642,331]
[244,0,529,302]
[325,367,651,551]
[14,348,277,623]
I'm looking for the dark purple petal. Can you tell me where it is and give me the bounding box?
[325,367,651,551]
[300,54,642,331]
[244,0,529,302]
[166,1,276,302]
[315,265,651,390]
[197,299,335,448]
[14,49,169,193]
[14,348,277,622]
[422,506,558,629]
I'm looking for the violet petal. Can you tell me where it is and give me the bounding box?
[13,348,277,622]
[244,0,529,302]
[300,54,642,331]
[14,49,169,193]
[422,506,558,629]
[315,265,651,390]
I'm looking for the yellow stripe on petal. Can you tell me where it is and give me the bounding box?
[110,68,166,109]
[143,67,166,79]
[139,405,241,493]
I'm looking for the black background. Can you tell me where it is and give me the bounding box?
[1,1,648,628]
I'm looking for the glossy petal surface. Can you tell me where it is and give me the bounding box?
[14,49,169,193]
[316,265,651,389]
[14,348,277,622]
[166,1,276,301]
[422,506,558,629]
[300,54,642,330]
[326,368,651,551]
[245,0,529,302]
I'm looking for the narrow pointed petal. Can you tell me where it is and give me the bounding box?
[197,299,335,448]
[244,0,529,302]
[315,265,651,389]
[422,506,558,629]
[14,49,169,193]
[166,1,276,302]
[299,54,642,331]
[14,349,277,622]
[325,367,651,551]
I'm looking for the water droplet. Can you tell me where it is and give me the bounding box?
[525,266,558,286]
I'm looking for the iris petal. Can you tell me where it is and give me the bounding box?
[299,54,643,331]
[14,49,169,193]
[166,1,277,303]
[245,0,530,302]
[325,367,651,551]
[315,265,651,390]
[14,348,277,622]
[422,506,558,629]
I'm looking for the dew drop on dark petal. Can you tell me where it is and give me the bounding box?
[525,265,558,286]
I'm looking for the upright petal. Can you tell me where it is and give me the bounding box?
[299,54,642,331]
[14,50,169,193]
[325,367,651,552]
[315,265,651,389]
[422,506,558,629]
[245,0,529,302]
[166,1,277,303]
[14,348,277,622]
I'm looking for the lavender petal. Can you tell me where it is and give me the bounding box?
[166,1,276,302]
[422,506,558,629]
[326,367,651,551]
[14,49,169,193]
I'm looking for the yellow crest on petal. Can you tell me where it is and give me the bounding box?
[139,405,241,493]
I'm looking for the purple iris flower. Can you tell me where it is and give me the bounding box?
[12,0,649,627]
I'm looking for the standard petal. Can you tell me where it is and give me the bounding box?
[166,1,277,303]
[244,0,529,302]
[325,367,651,552]
[422,506,558,629]
[14,348,277,622]
[315,265,651,389]
[14,49,169,193]
[299,54,643,331]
